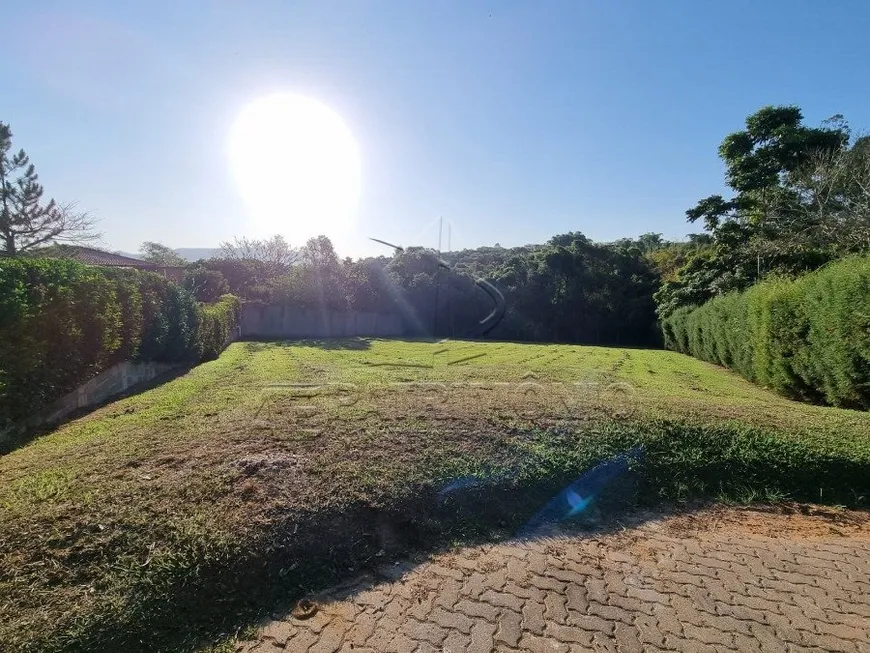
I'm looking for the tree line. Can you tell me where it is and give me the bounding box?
[3,105,868,348]
[136,231,659,346]
[655,106,870,317]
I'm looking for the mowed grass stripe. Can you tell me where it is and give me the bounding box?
[1,339,868,652]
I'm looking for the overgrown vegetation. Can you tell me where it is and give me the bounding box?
[198,231,662,345]
[0,258,239,429]
[655,106,870,318]
[196,294,241,360]
[662,256,870,408]
[0,340,867,652]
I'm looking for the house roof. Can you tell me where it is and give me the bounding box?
[57,246,159,268]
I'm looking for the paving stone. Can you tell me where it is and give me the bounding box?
[343,611,376,647]
[430,606,474,635]
[239,508,870,653]
[565,584,589,615]
[479,589,525,613]
[261,620,295,646]
[442,629,471,653]
[434,577,462,610]
[398,618,449,646]
[543,592,569,625]
[517,633,570,653]
[308,620,347,653]
[455,599,501,622]
[634,613,666,647]
[468,620,497,653]
[544,623,594,646]
[494,609,523,648]
[522,599,546,636]
[285,628,319,652]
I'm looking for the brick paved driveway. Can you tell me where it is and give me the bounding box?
[238,506,870,652]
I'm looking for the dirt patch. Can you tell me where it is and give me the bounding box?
[662,503,870,540]
[232,453,304,476]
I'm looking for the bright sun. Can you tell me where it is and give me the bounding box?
[228,93,361,238]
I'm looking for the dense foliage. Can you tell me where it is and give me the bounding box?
[662,256,870,408]
[0,258,239,427]
[196,294,241,360]
[656,106,870,317]
[208,232,662,346]
[183,266,230,302]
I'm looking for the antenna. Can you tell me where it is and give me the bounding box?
[447,221,452,334]
[433,217,443,340]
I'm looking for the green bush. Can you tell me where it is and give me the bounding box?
[195,294,241,360]
[662,256,870,408]
[0,259,240,428]
[183,267,230,302]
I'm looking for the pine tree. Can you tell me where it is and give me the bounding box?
[0,122,99,255]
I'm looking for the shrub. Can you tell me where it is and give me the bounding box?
[662,256,870,408]
[198,258,271,298]
[0,258,240,428]
[661,305,693,353]
[0,259,124,423]
[183,267,230,302]
[195,295,241,360]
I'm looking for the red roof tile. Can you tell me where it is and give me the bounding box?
[57,246,158,268]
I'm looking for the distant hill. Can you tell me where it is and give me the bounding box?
[174,248,219,262]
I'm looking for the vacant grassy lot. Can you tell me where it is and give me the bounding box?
[2,339,869,652]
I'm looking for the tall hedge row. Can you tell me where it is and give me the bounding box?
[0,258,240,427]
[662,256,870,409]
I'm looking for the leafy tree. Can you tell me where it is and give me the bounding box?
[183,266,229,302]
[646,236,711,283]
[263,236,349,309]
[483,232,659,344]
[298,235,344,308]
[787,138,870,254]
[301,235,340,269]
[217,235,299,274]
[200,258,271,299]
[656,106,864,317]
[216,230,661,345]
[0,122,99,255]
[207,234,301,300]
[139,241,187,266]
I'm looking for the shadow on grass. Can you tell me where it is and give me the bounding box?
[24,423,870,652]
[0,364,194,456]
[63,470,655,653]
[42,442,870,653]
[239,337,489,351]
[241,338,374,351]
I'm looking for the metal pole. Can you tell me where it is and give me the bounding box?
[433,217,442,339]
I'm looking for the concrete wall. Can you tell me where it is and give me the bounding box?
[1,325,239,449]
[1,361,182,446]
[241,305,404,339]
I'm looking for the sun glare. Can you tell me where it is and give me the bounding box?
[228,94,361,238]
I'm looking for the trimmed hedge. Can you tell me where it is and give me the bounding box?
[0,258,240,427]
[662,256,870,408]
[196,294,241,360]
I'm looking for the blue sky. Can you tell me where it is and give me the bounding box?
[3,1,869,258]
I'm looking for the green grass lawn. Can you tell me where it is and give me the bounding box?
[2,339,869,652]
